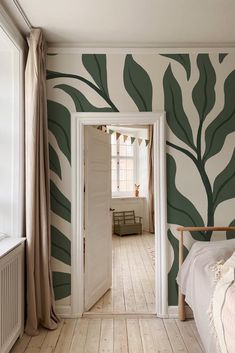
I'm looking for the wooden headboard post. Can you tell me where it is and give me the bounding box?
[177,226,235,321]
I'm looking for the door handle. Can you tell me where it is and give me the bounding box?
[109,208,115,212]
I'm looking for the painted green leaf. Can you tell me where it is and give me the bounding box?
[213,148,235,210]
[163,65,195,150]
[47,70,119,112]
[52,272,71,300]
[49,144,62,180]
[226,219,235,239]
[219,53,228,63]
[160,54,191,80]
[124,54,152,111]
[55,84,113,112]
[167,154,205,240]
[168,229,188,305]
[48,100,71,164]
[192,54,216,121]
[203,70,235,162]
[82,54,109,97]
[50,180,71,223]
[51,225,71,265]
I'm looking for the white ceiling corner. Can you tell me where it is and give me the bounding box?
[4,0,235,46]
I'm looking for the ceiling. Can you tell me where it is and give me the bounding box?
[4,0,235,46]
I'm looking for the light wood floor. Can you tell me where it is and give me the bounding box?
[10,233,205,353]
[11,318,205,353]
[89,233,155,313]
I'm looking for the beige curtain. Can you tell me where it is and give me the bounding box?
[25,28,59,335]
[148,126,155,233]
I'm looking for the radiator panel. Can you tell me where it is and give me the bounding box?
[0,245,24,353]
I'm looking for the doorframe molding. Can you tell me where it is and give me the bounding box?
[70,112,168,317]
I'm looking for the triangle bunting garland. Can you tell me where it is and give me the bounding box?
[95,126,149,148]
[123,135,128,142]
[145,139,150,147]
[131,137,136,144]
[116,132,121,140]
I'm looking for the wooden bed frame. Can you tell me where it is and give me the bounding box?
[177,226,235,321]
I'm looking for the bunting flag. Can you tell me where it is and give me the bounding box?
[116,132,121,140]
[131,137,136,144]
[123,135,128,142]
[96,126,150,147]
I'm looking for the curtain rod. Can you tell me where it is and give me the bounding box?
[13,0,32,30]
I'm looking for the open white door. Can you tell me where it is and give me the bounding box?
[84,126,112,311]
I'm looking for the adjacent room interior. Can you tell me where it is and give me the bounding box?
[83,125,155,314]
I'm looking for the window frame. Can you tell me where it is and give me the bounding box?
[111,132,138,197]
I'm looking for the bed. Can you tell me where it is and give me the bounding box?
[177,226,235,353]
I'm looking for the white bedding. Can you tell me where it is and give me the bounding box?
[177,239,235,353]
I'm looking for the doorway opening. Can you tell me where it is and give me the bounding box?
[70,112,167,318]
[85,124,155,314]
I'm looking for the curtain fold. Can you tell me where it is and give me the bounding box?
[148,125,155,233]
[25,28,59,336]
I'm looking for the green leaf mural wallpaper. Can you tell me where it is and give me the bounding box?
[46,52,235,306]
[160,54,191,80]
[48,100,71,164]
[203,69,235,162]
[124,54,152,111]
[163,65,195,150]
[192,54,216,122]
[49,144,62,180]
[47,64,119,112]
[54,84,113,112]
[167,154,205,241]
[50,180,71,223]
[163,54,235,303]
[51,225,71,266]
[212,148,235,210]
[219,53,228,63]
[52,272,71,301]
[82,54,110,98]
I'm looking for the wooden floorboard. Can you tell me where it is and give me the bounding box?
[11,318,205,353]
[176,320,204,353]
[10,233,205,353]
[89,233,155,314]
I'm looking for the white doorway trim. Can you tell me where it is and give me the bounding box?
[70,112,168,318]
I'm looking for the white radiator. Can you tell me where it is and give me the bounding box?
[0,239,25,353]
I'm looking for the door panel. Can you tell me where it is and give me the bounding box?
[84,126,112,311]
